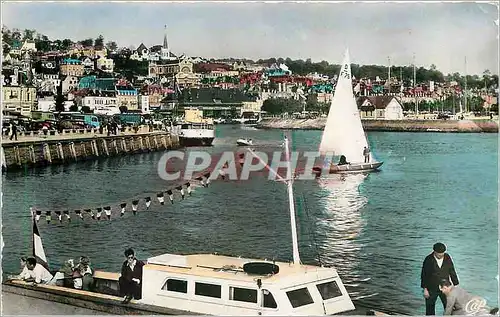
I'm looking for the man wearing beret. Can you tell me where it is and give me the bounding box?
[421,242,460,315]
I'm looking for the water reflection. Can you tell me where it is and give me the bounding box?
[314,173,374,300]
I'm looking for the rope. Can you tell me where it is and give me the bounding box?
[302,194,322,266]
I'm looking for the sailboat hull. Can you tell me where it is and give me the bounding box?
[313,161,383,175]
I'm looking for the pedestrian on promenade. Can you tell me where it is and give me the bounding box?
[421,242,460,315]
[10,122,17,141]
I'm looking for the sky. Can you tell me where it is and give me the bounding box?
[2,1,499,75]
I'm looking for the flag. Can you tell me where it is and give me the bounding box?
[96,208,102,220]
[55,211,62,223]
[75,210,83,220]
[132,200,139,215]
[157,192,165,205]
[120,203,127,216]
[32,215,50,272]
[45,211,51,224]
[185,182,192,196]
[104,206,112,220]
[64,210,71,222]
[176,186,185,200]
[166,190,174,204]
[35,210,42,222]
[145,197,151,209]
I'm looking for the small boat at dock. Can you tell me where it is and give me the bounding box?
[236,138,253,146]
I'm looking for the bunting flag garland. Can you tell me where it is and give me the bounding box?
[132,200,139,215]
[157,192,165,205]
[31,168,221,227]
[166,190,174,204]
[120,203,127,216]
[104,206,111,220]
[55,211,62,223]
[175,186,185,200]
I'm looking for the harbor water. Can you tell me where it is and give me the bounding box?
[2,125,498,315]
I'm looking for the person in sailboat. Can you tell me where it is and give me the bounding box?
[363,146,370,163]
[18,257,55,285]
[338,155,350,165]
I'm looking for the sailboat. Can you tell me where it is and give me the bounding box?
[316,49,383,175]
[2,137,392,316]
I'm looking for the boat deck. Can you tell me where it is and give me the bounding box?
[146,253,338,283]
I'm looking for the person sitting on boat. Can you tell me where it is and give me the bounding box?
[19,257,54,285]
[54,258,75,287]
[338,155,350,165]
[119,248,145,304]
[73,256,94,291]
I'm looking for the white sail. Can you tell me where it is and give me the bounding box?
[319,49,369,163]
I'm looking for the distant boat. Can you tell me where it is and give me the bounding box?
[236,138,253,146]
[316,49,383,175]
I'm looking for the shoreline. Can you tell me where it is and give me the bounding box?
[257,118,499,133]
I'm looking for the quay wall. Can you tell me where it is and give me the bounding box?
[257,118,499,133]
[1,128,180,172]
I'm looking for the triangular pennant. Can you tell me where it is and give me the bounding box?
[175,186,185,200]
[157,192,165,205]
[120,203,127,216]
[84,209,93,220]
[35,210,42,222]
[186,182,192,196]
[96,207,102,220]
[64,210,71,222]
[166,190,174,204]
[75,209,83,220]
[55,210,62,223]
[132,200,139,215]
[45,211,51,224]
[145,197,151,209]
[104,206,111,220]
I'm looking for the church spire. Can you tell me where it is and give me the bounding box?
[163,25,169,50]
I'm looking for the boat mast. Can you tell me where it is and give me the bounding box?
[284,135,301,265]
[464,56,468,113]
[413,53,418,116]
[387,56,391,95]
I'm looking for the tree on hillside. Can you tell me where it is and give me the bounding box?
[79,38,93,47]
[262,98,301,115]
[22,29,36,40]
[61,39,73,50]
[81,106,92,113]
[105,41,118,51]
[69,103,79,112]
[94,35,104,48]
[55,94,66,112]
[119,106,128,113]
[11,28,21,41]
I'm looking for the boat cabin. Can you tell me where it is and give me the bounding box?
[140,253,355,315]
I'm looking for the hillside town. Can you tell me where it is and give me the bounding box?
[2,26,499,132]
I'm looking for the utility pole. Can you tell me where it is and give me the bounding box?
[388,56,391,95]
[464,56,468,113]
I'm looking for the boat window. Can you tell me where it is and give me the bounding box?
[181,124,189,129]
[262,289,277,308]
[161,278,187,293]
[230,286,257,303]
[316,281,343,300]
[195,282,221,298]
[286,287,314,308]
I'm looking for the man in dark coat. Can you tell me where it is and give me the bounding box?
[421,242,460,315]
[119,248,144,303]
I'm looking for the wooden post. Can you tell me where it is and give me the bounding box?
[122,138,128,152]
[113,140,118,154]
[81,142,87,157]
[29,145,36,164]
[13,146,21,166]
[102,139,109,156]
[43,143,52,163]
[162,135,167,149]
[146,136,152,151]
[69,142,77,160]
[139,136,144,151]
[92,140,99,156]
[57,142,64,160]
[154,136,159,149]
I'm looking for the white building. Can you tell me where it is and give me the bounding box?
[82,96,118,111]
[97,57,114,73]
[62,75,79,94]
[357,96,404,120]
[138,95,150,114]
